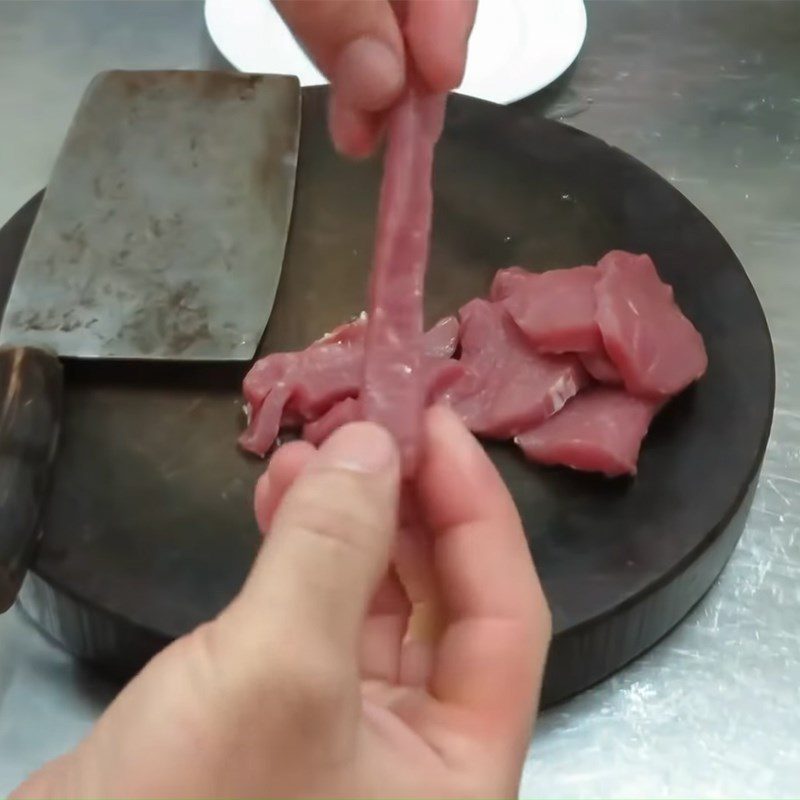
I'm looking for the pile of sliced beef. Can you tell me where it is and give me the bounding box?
[240,248,707,478]
[240,83,706,478]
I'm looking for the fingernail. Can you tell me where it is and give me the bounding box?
[328,94,379,159]
[318,422,397,474]
[334,37,404,112]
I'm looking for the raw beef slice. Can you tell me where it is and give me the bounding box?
[315,313,368,345]
[515,387,661,477]
[421,315,460,359]
[500,265,602,354]
[303,397,361,447]
[579,350,622,385]
[361,88,447,475]
[303,357,464,446]
[444,298,588,438]
[489,267,532,302]
[595,250,708,398]
[240,340,363,456]
[240,316,458,457]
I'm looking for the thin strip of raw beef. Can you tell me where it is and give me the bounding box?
[424,357,465,401]
[239,383,293,458]
[303,397,362,446]
[243,317,457,420]
[515,387,662,477]
[243,316,367,415]
[318,312,456,355]
[303,357,464,447]
[579,350,622,384]
[242,342,362,420]
[240,316,457,456]
[361,87,447,475]
[443,298,588,438]
[501,265,602,354]
[240,342,363,456]
[241,329,365,457]
[595,250,708,398]
[315,312,368,345]
[489,267,531,302]
[302,358,463,447]
[422,315,459,358]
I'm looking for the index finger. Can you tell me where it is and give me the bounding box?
[417,407,551,738]
[274,0,405,111]
[406,0,477,92]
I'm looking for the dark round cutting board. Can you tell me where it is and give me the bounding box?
[1,87,773,707]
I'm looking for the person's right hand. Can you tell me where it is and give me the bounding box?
[256,406,553,797]
[273,0,477,157]
[15,408,549,799]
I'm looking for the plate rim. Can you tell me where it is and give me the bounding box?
[203,0,588,104]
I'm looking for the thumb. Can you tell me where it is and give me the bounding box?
[274,0,406,112]
[236,422,400,657]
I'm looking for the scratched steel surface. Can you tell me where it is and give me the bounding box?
[0,70,300,361]
[0,1,798,797]
[519,2,800,796]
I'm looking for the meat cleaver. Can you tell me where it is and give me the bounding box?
[0,70,301,610]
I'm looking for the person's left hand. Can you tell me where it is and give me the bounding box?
[13,409,550,799]
[274,0,478,157]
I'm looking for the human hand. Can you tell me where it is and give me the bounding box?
[273,0,477,157]
[13,407,550,799]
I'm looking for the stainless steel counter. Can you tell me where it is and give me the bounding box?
[0,1,798,796]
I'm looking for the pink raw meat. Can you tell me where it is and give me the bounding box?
[579,350,622,384]
[422,315,459,358]
[489,267,531,302]
[239,318,459,457]
[315,313,367,346]
[444,298,588,438]
[361,88,447,475]
[501,265,602,354]
[303,397,361,446]
[425,357,465,401]
[303,357,464,447]
[240,343,362,456]
[595,251,708,398]
[242,243,706,477]
[317,312,457,356]
[515,387,661,477]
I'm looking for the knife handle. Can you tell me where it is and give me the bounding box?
[0,347,62,613]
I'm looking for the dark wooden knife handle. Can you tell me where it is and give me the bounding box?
[0,347,62,612]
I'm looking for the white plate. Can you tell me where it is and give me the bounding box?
[205,0,587,105]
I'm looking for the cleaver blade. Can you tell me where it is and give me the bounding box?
[0,70,301,611]
[0,70,301,361]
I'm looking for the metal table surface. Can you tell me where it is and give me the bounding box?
[0,1,797,796]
